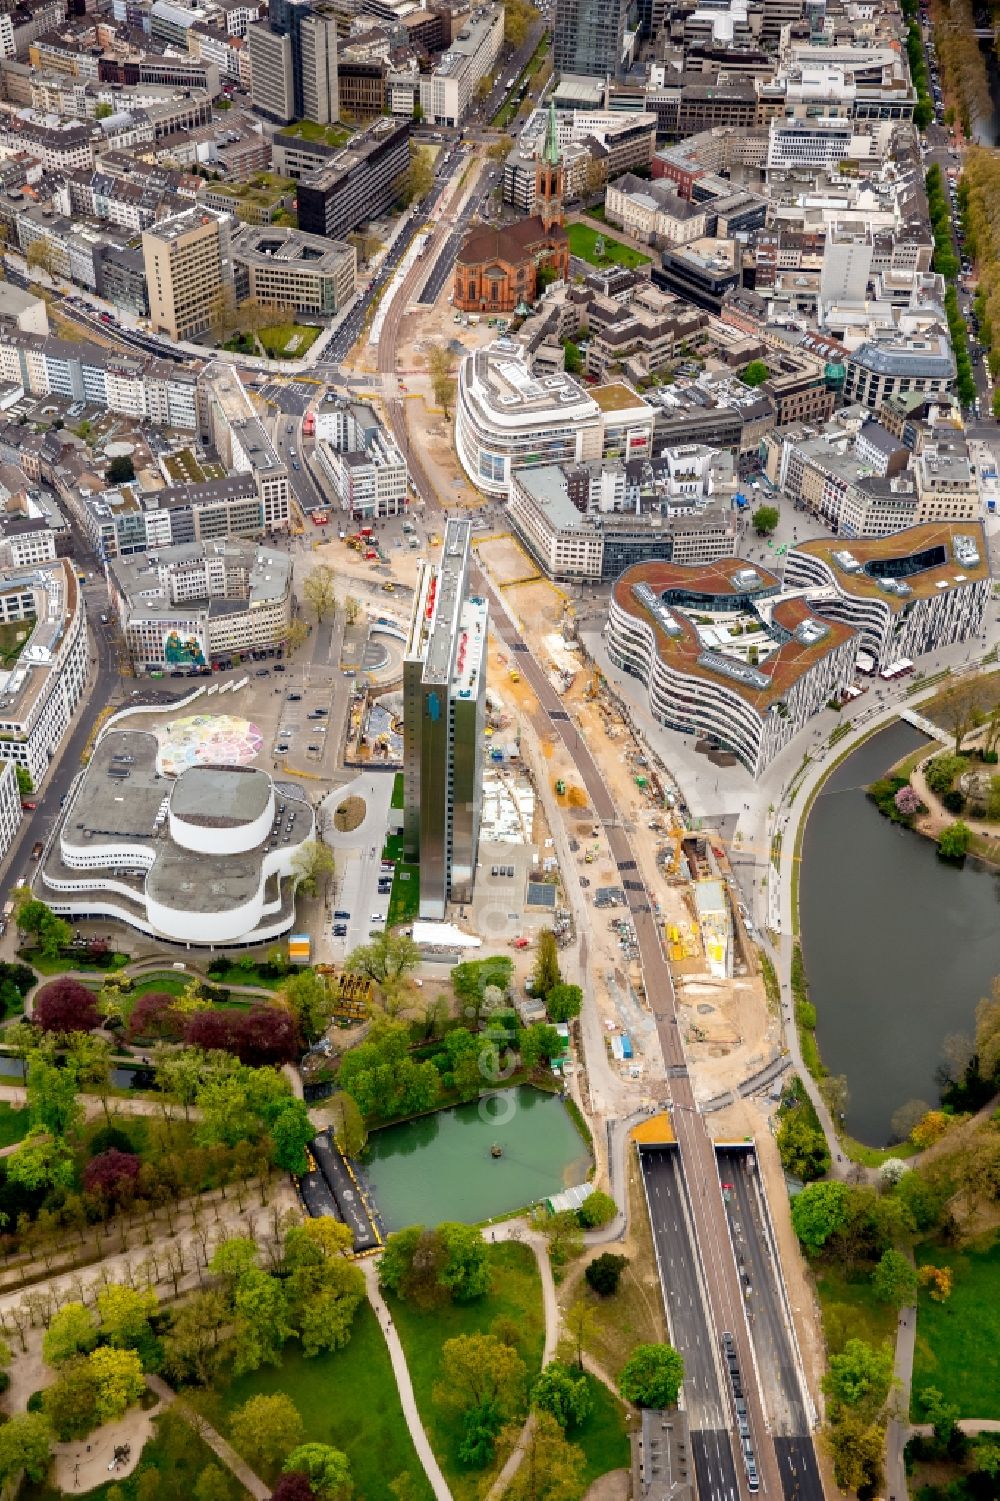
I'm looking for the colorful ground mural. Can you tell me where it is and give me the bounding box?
[156,715,263,777]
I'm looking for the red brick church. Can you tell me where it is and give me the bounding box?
[453,101,569,315]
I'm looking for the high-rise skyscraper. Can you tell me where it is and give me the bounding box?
[403,521,488,919]
[249,0,341,124]
[553,0,627,79]
[142,209,231,343]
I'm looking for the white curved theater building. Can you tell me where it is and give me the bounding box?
[41,727,314,946]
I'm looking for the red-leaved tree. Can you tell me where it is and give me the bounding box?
[270,1476,315,1501]
[83,1149,141,1204]
[126,991,184,1044]
[34,978,100,1034]
[183,1006,301,1066]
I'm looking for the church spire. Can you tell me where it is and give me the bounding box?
[536,98,564,232]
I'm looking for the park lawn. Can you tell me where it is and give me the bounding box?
[567,223,650,271]
[205,963,285,990]
[0,1101,29,1147]
[387,1242,545,1501]
[258,323,321,359]
[911,1238,1000,1419]
[129,971,194,999]
[20,949,128,976]
[391,771,405,810]
[23,1408,248,1501]
[575,1373,631,1485]
[213,1302,433,1501]
[814,1262,898,1355]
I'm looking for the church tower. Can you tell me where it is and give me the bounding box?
[535,98,564,233]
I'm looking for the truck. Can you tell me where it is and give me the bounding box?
[30,841,43,860]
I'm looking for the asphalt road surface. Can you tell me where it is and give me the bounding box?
[640,1149,740,1501]
[417,163,502,306]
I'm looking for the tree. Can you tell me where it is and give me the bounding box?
[775,1111,830,1181]
[291,840,336,897]
[43,1303,97,1367]
[935,679,983,756]
[25,238,58,278]
[271,1477,315,1501]
[302,565,338,623]
[230,1394,304,1475]
[285,619,310,656]
[790,1179,850,1254]
[329,1091,367,1158]
[273,966,330,1038]
[890,1098,931,1144]
[8,1130,74,1191]
[378,1223,489,1306]
[618,1343,684,1409]
[268,1098,315,1175]
[532,1362,592,1429]
[487,134,513,163]
[752,505,780,536]
[586,1253,627,1296]
[89,1346,145,1424]
[26,1053,83,1139]
[825,1410,885,1496]
[520,1023,563,1072]
[434,1333,526,1420]
[344,596,361,626]
[504,0,538,46]
[563,1299,598,1370]
[397,142,434,206]
[232,1268,294,1374]
[194,1465,234,1501]
[741,359,769,387]
[17,899,72,961]
[822,1338,894,1419]
[345,932,419,985]
[577,1190,616,1229]
[33,977,99,1034]
[938,820,971,860]
[504,1411,586,1501]
[425,343,457,418]
[919,1263,954,1301]
[438,1222,491,1301]
[531,930,561,1001]
[871,1248,918,1308]
[283,1445,351,1500]
[162,1289,231,1387]
[546,983,582,1023]
[97,1284,158,1356]
[84,1149,141,1205]
[107,455,135,485]
[43,1356,100,1439]
[0,1412,52,1485]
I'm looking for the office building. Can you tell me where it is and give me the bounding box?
[200,363,291,533]
[605,558,858,777]
[230,225,356,316]
[843,334,957,410]
[783,524,991,669]
[247,23,294,123]
[418,4,503,126]
[314,401,409,520]
[554,0,627,82]
[300,10,339,124]
[142,208,230,344]
[109,540,293,671]
[456,339,653,497]
[403,521,487,919]
[0,560,88,790]
[296,119,410,240]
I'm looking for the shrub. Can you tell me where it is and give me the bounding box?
[578,1190,617,1228]
[926,754,966,796]
[894,786,922,818]
[34,978,99,1034]
[184,1004,301,1065]
[937,821,971,861]
[942,789,966,815]
[88,1125,135,1157]
[585,1252,628,1295]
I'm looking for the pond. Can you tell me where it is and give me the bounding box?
[361,1085,592,1229]
[800,719,1000,1145]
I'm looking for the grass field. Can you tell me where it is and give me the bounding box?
[20,949,128,976]
[0,1101,29,1148]
[815,1263,898,1355]
[0,619,32,667]
[388,862,420,927]
[204,963,284,990]
[584,1170,667,1378]
[388,1242,544,1501]
[213,1302,434,1501]
[922,669,1000,730]
[258,323,322,359]
[912,1238,1000,1419]
[567,224,650,271]
[575,1373,631,1485]
[129,972,192,999]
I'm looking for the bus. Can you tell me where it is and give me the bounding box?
[302,411,315,437]
[312,511,329,526]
